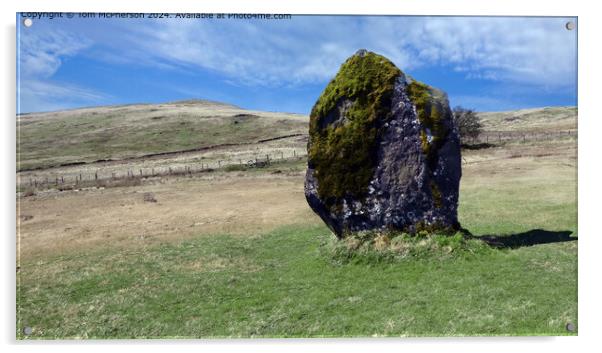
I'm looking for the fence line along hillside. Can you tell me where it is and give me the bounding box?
[17,128,577,193]
[465,129,577,145]
[18,149,308,193]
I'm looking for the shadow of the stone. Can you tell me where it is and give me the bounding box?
[475,229,577,249]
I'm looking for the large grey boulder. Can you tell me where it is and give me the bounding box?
[304,49,462,238]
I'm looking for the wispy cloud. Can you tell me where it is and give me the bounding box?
[18,27,108,113]
[411,17,576,88]
[19,80,108,113]
[106,16,576,89]
[20,29,91,78]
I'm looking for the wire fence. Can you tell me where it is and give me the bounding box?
[18,129,577,192]
[466,129,577,145]
[20,149,308,192]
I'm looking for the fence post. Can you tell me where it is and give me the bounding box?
[266,154,270,164]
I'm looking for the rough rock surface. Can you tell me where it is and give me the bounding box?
[304,49,462,238]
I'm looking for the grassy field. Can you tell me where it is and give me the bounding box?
[16,105,577,338]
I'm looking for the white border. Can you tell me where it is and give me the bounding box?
[2,1,599,352]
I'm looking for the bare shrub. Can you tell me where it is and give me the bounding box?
[143,192,157,203]
[19,214,34,221]
[453,106,483,143]
[22,190,35,197]
[225,164,247,172]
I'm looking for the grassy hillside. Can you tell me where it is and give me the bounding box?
[17,103,576,172]
[17,100,308,171]
[477,106,577,132]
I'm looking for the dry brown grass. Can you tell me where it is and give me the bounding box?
[477,106,577,132]
[17,173,318,261]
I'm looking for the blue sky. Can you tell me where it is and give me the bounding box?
[17,14,577,114]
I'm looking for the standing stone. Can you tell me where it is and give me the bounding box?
[304,49,461,238]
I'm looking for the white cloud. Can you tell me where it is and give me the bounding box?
[19,29,92,78]
[121,18,356,86]
[365,17,576,88]
[18,28,106,113]
[18,80,109,113]
[111,16,576,89]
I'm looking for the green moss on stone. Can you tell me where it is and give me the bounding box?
[406,80,449,165]
[308,51,402,205]
[308,51,452,218]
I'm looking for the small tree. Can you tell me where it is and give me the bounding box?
[452,106,482,143]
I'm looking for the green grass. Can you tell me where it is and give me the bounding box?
[322,230,495,265]
[16,222,577,338]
